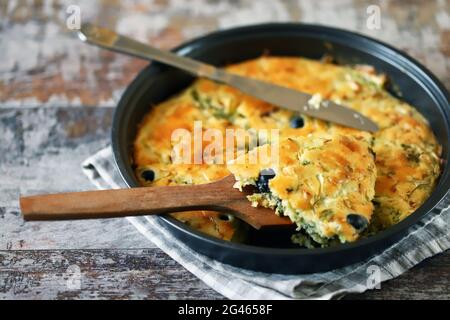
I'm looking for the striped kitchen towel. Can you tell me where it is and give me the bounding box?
[82,146,450,299]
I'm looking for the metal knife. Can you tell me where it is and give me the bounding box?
[78,24,378,132]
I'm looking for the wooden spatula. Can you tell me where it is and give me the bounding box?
[20,175,292,229]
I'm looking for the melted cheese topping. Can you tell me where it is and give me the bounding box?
[228,134,377,243]
[133,56,442,244]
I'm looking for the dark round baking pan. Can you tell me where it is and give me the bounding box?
[112,23,450,274]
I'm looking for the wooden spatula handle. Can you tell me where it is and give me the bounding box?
[20,175,293,229]
[20,176,243,221]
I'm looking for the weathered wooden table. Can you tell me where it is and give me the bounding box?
[1,0,449,299]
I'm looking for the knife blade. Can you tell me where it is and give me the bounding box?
[78,24,378,132]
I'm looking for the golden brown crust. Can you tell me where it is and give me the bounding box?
[228,134,377,243]
[133,56,442,244]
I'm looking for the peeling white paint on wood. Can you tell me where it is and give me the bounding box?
[0,107,149,250]
[1,0,448,108]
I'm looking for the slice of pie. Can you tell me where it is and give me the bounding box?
[228,133,377,247]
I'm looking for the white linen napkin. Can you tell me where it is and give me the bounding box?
[82,146,450,299]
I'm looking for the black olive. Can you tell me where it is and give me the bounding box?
[290,116,304,128]
[219,214,232,221]
[346,213,368,232]
[141,169,155,181]
[256,168,276,193]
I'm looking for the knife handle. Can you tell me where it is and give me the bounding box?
[78,23,224,81]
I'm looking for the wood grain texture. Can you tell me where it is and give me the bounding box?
[0,249,221,300]
[0,0,448,108]
[0,0,449,300]
[1,249,449,300]
[0,107,149,251]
